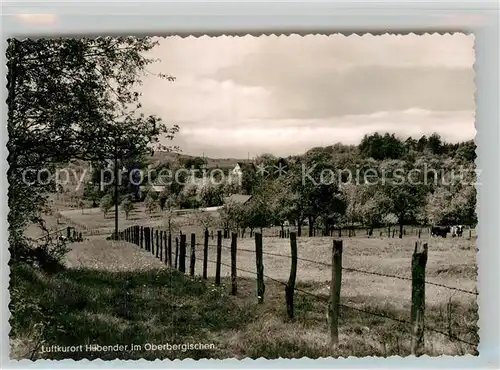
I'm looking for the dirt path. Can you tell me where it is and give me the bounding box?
[64,239,167,272]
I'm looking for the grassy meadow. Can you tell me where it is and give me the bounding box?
[11,218,478,359]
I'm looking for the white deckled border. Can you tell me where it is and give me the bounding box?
[1,1,498,369]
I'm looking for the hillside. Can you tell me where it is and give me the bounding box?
[150,151,251,169]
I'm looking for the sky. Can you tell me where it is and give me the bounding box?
[9,15,476,159]
[138,34,475,158]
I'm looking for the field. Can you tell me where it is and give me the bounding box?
[13,202,478,360]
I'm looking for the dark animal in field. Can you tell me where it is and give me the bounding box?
[430,225,450,238]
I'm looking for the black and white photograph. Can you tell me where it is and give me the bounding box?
[7,30,478,360]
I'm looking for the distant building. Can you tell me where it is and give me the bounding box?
[223,194,253,205]
[231,163,243,177]
[231,162,256,176]
[138,184,167,199]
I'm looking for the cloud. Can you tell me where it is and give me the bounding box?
[212,34,475,118]
[165,109,475,158]
[139,34,475,157]
[13,14,57,24]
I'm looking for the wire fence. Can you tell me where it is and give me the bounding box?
[197,242,478,296]
[184,254,477,347]
[117,225,479,354]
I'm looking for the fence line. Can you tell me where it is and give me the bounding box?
[196,242,478,296]
[117,225,478,354]
[186,252,477,348]
[33,225,84,242]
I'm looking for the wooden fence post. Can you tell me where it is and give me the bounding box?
[190,233,196,276]
[140,226,144,248]
[67,227,71,239]
[144,227,149,251]
[329,239,343,345]
[231,232,237,295]
[174,237,179,269]
[168,233,172,267]
[216,231,222,286]
[155,230,159,258]
[179,234,186,273]
[418,228,421,239]
[411,241,428,356]
[255,232,265,303]
[151,228,155,255]
[203,229,209,279]
[285,232,298,318]
[159,231,163,261]
[164,231,168,263]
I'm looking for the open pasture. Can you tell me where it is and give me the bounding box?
[54,200,479,241]
[51,233,478,358]
[182,233,477,306]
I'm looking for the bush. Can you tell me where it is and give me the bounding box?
[9,231,69,274]
[100,194,114,218]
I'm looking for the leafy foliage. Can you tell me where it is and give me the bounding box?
[121,195,134,220]
[7,37,179,263]
[100,194,114,218]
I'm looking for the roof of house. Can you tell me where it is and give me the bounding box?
[139,185,166,192]
[224,194,253,205]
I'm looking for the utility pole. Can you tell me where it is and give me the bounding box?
[114,136,119,239]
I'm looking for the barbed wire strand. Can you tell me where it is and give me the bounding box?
[194,242,477,296]
[189,256,477,347]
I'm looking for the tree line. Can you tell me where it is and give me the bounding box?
[87,132,476,240]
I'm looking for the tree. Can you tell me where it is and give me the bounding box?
[182,157,207,173]
[455,140,477,163]
[162,196,179,235]
[121,196,134,220]
[427,133,443,155]
[381,161,427,237]
[357,185,392,233]
[189,209,219,232]
[416,135,428,152]
[244,198,272,235]
[359,132,405,160]
[158,190,168,212]
[100,194,114,219]
[76,199,85,215]
[291,149,345,236]
[144,192,158,217]
[219,201,246,232]
[425,164,477,226]
[7,37,179,256]
[83,182,101,207]
[198,181,224,207]
[342,183,362,229]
